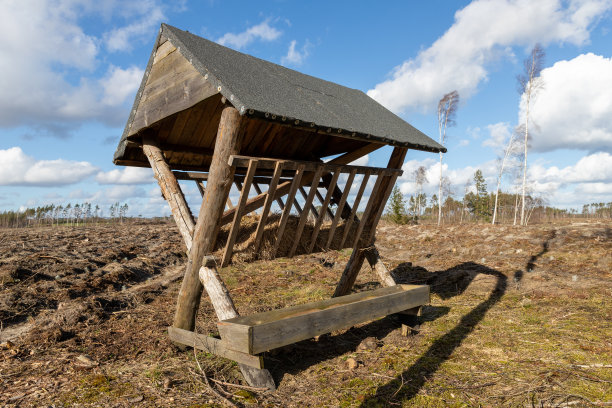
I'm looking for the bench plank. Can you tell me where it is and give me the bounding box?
[217,284,429,354]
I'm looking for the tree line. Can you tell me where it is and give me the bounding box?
[0,202,129,228]
[386,169,612,225]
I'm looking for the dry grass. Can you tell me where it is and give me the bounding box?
[0,219,610,407]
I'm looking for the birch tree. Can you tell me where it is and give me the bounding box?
[414,166,428,216]
[437,91,459,226]
[492,125,521,224]
[517,44,544,226]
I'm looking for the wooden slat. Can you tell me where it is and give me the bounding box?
[299,186,319,219]
[253,162,284,254]
[229,155,401,176]
[220,146,377,226]
[217,284,429,355]
[325,169,356,250]
[339,171,371,249]
[289,167,324,257]
[307,171,340,253]
[222,160,258,267]
[130,49,217,136]
[195,180,205,197]
[168,327,263,369]
[272,165,305,257]
[350,174,385,249]
[314,189,334,219]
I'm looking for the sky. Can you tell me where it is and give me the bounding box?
[1,0,611,217]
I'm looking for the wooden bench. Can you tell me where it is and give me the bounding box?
[217,284,429,355]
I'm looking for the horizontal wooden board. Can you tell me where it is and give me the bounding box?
[167,327,263,369]
[228,155,403,176]
[217,284,429,354]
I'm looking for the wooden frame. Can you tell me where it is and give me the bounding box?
[144,122,412,390]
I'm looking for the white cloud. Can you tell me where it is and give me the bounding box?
[349,154,369,167]
[101,65,144,106]
[529,152,612,184]
[0,147,98,186]
[367,0,611,114]
[217,19,282,49]
[483,122,512,150]
[281,40,312,66]
[522,53,612,152]
[393,152,612,207]
[0,1,160,133]
[103,3,164,52]
[96,167,154,184]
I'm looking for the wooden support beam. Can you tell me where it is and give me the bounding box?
[229,155,399,176]
[142,135,195,250]
[172,105,274,390]
[221,159,258,266]
[350,174,385,249]
[195,180,205,197]
[289,167,324,257]
[364,246,396,287]
[198,256,276,390]
[220,145,382,225]
[314,188,334,219]
[253,162,284,254]
[272,165,305,258]
[168,327,263,369]
[307,171,340,253]
[299,186,320,220]
[339,171,371,249]
[173,104,243,331]
[325,169,356,250]
[333,147,408,297]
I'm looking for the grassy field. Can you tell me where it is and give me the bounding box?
[1,219,610,406]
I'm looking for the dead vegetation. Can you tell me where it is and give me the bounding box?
[1,219,610,407]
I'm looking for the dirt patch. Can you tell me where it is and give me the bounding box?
[0,219,610,407]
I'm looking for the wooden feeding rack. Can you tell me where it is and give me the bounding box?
[113,24,445,390]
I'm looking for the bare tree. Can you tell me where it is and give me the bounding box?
[437,91,459,226]
[492,125,522,224]
[414,166,428,216]
[460,178,471,224]
[517,44,545,226]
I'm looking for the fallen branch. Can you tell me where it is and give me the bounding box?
[209,377,268,392]
[192,346,237,408]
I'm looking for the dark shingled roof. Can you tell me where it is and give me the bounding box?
[114,24,444,162]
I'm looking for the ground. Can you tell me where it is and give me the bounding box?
[0,219,610,407]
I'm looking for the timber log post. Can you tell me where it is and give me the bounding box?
[333,147,407,297]
[142,134,195,250]
[173,104,244,331]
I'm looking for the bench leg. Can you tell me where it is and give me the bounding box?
[399,306,422,336]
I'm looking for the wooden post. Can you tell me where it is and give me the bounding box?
[142,135,195,250]
[173,104,275,390]
[173,104,244,331]
[333,147,407,297]
[364,246,395,287]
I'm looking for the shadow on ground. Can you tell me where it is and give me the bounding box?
[356,232,555,406]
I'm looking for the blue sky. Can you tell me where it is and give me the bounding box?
[1,0,611,217]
